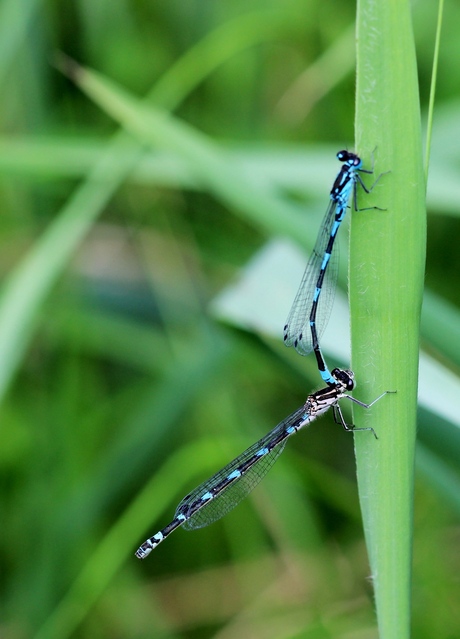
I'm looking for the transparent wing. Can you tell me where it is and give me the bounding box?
[175,405,309,530]
[283,200,340,355]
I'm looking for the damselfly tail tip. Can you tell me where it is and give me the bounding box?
[135,543,153,560]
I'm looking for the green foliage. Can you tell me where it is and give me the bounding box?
[353,1,426,637]
[1,2,459,639]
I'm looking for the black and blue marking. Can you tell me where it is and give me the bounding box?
[283,150,383,386]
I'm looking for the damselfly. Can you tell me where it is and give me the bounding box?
[135,368,389,559]
[283,150,385,386]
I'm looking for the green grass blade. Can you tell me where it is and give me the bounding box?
[55,58,305,238]
[151,10,302,109]
[0,143,145,405]
[32,438,235,639]
[424,0,445,179]
[0,14,289,405]
[352,1,426,637]
[0,0,41,85]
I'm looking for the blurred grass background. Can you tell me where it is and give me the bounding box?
[1,1,460,638]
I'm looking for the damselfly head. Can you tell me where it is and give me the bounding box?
[331,368,355,391]
[336,150,361,168]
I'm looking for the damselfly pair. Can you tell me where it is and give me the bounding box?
[135,150,389,558]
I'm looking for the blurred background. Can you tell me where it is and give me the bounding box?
[1,1,460,638]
